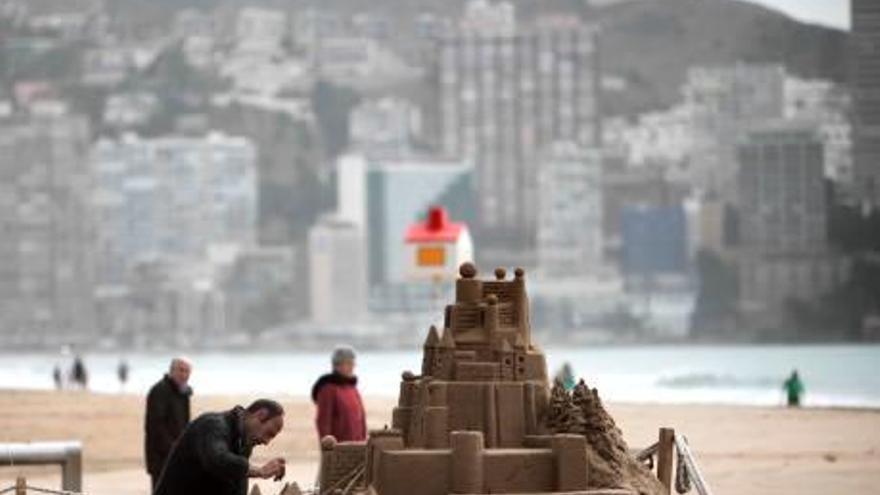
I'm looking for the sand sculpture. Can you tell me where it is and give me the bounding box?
[250,482,303,495]
[319,263,666,495]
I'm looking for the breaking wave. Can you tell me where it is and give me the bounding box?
[655,372,780,389]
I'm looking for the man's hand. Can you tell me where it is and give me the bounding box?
[261,458,286,481]
[250,458,286,480]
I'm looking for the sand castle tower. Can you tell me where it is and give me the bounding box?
[395,262,550,450]
[319,263,665,495]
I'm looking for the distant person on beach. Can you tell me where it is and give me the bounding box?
[783,369,805,407]
[312,346,366,442]
[555,362,576,391]
[70,356,88,389]
[145,357,193,490]
[52,364,62,390]
[118,359,130,391]
[153,399,287,495]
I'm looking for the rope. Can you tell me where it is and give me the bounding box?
[635,441,658,470]
[635,442,659,461]
[675,447,692,494]
[673,433,713,495]
[0,485,85,495]
[22,486,85,495]
[319,462,365,495]
[339,465,365,495]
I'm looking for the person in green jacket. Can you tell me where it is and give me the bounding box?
[783,369,805,407]
[555,362,576,392]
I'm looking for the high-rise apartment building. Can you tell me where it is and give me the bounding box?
[308,215,368,324]
[684,64,785,195]
[434,2,600,252]
[92,132,257,284]
[852,0,880,205]
[737,123,827,252]
[736,122,848,325]
[0,115,95,342]
[537,141,603,277]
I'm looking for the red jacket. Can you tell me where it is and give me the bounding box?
[312,373,366,442]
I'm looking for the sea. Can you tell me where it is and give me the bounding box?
[1,344,878,409]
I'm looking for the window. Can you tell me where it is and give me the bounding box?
[417,246,446,266]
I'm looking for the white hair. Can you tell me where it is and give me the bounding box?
[169,356,192,372]
[331,346,356,366]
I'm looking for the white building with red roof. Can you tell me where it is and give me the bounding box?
[404,206,473,282]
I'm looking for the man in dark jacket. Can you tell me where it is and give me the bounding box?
[312,346,366,441]
[154,399,286,495]
[145,357,193,489]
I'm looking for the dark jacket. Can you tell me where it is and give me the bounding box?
[145,375,192,477]
[312,373,366,442]
[154,406,252,495]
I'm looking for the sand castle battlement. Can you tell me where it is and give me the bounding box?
[421,263,545,383]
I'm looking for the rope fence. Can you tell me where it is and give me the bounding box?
[318,462,364,495]
[635,441,659,469]
[673,433,712,495]
[0,478,85,495]
[634,428,713,495]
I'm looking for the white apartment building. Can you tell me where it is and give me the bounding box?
[537,141,604,277]
[92,132,257,284]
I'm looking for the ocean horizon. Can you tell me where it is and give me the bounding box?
[1,344,878,409]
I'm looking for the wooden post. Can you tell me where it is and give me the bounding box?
[657,427,675,493]
[15,476,26,495]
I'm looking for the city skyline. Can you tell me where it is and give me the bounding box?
[0,3,877,495]
[0,0,875,347]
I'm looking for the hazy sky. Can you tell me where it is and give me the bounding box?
[745,0,849,29]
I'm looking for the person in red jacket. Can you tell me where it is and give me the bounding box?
[312,346,367,442]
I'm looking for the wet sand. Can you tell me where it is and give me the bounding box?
[1,390,878,494]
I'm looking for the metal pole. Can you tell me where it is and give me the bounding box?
[15,477,26,495]
[62,447,82,492]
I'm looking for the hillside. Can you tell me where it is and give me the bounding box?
[592,0,849,115]
[97,0,849,117]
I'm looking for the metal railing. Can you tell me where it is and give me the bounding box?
[1,442,82,493]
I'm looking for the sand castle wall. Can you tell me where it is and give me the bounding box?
[370,431,590,495]
[393,378,550,449]
[319,439,366,489]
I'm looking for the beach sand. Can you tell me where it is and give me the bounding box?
[1,389,878,494]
